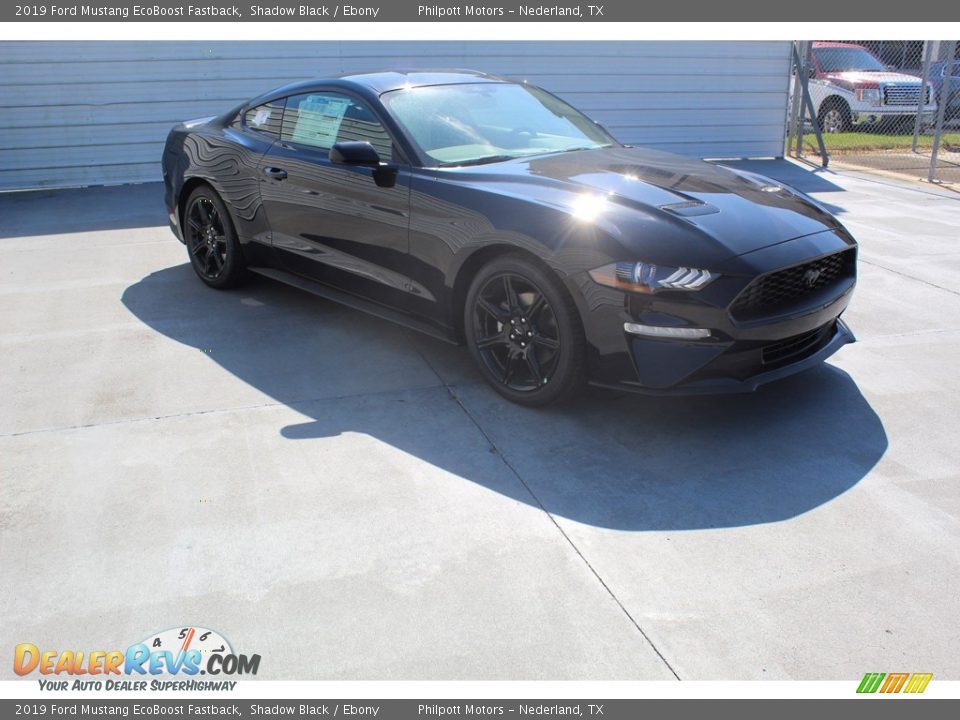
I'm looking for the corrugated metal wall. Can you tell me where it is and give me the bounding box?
[0,41,791,190]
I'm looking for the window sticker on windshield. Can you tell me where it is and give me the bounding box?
[252,108,271,127]
[292,96,351,147]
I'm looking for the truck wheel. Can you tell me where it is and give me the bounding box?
[818,99,851,134]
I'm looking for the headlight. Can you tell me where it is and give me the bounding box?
[589,262,716,294]
[856,88,881,106]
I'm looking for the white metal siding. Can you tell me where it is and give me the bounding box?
[0,41,791,190]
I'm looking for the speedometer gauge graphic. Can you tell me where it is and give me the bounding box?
[135,626,233,676]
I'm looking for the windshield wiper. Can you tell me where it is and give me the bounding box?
[440,155,517,167]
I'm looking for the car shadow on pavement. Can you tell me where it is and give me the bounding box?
[122,263,888,532]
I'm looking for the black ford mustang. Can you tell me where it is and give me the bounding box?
[162,69,856,406]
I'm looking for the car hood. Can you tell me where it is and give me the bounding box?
[447,146,847,265]
[822,70,922,88]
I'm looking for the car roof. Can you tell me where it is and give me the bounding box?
[251,69,512,105]
[338,69,509,93]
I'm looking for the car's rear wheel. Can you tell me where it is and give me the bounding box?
[465,254,586,406]
[184,186,249,289]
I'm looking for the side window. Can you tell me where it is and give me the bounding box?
[282,92,393,161]
[242,99,284,138]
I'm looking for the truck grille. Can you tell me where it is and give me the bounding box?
[729,249,855,322]
[883,85,929,106]
[762,322,835,367]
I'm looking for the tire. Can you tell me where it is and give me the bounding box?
[182,185,250,289]
[817,99,851,134]
[464,253,586,406]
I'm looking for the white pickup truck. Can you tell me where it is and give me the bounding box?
[805,42,937,133]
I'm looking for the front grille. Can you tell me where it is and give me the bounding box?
[762,323,835,367]
[883,85,929,106]
[730,249,855,321]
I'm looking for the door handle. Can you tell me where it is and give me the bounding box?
[262,167,288,180]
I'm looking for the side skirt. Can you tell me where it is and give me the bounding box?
[248,266,460,346]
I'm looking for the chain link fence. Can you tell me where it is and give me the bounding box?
[788,40,959,186]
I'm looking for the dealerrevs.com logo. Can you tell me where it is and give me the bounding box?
[14,626,260,691]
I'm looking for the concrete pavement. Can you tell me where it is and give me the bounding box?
[1,161,958,680]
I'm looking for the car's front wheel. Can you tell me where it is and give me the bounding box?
[183,185,249,289]
[464,254,586,406]
[817,99,851,134]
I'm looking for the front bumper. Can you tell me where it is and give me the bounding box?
[852,108,936,126]
[571,231,858,396]
[609,318,854,395]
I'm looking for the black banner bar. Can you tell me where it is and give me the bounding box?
[1,699,958,720]
[1,0,951,22]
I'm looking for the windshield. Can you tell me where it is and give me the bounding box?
[814,47,886,73]
[381,82,615,166]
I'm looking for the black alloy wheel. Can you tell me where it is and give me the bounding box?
[465,254,586,406]
[184,186,248,289]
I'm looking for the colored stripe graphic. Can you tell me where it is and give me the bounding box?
[880,673,910,693]
[857,672,932,694]
[857,673,886,693]
[904,673,933,694]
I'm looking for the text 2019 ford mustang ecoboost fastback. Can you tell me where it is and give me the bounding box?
[162,70,857,406]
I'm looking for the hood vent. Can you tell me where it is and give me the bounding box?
[660,200,720,217]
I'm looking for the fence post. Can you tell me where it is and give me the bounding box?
[791,41,828,167]
[787,41,804,157]
[929,41,957,183]
[912,40,934,153]
[795,41,809,158]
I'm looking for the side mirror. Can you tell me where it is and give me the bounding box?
[808,66,816,79]
[330,141,381,167]
[330,141,398,188]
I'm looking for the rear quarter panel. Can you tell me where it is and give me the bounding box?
[162,120,275,262]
